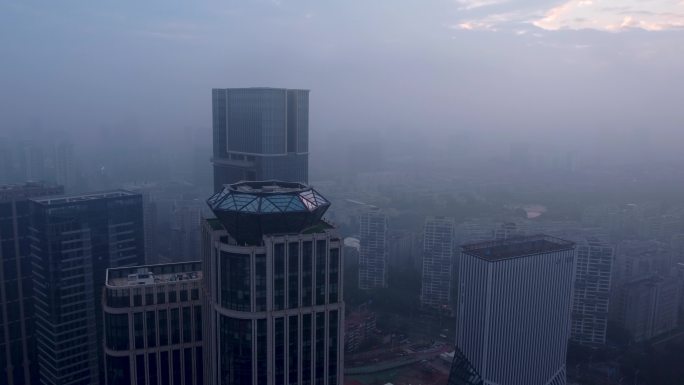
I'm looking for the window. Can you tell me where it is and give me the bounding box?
[288,242,299,309]
[274,244,285,311]
[302,242,313,307]
[171,309,180,344]
[275,317,285,385]
[104,313,129,350]
[315,241,326,306]
[289,315,299,385]
[134,313,144,349]
[158,309,168,346]
[146,311,157,348]
[182,306,192,344]
[220,251,251,311]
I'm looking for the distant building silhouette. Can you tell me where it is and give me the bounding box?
[358,208,388,290]
[571,238,614,346]
[456,235,575,385]
[29,191,145,385]
[420,216,455,309]
[612,275,680,342]
[212,88,309,192]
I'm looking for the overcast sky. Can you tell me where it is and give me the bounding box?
[1,0,683,155]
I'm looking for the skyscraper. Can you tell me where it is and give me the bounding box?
[29,190,145,385]
[202,181,344,385]
[0,183,63,385]
[456,235,575,385]
[420,216,455,309]
[571,238,614,347]
[212,88,309,192]
[103,261,203,385]
[358,208,388,290]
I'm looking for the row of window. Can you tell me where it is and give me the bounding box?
[106,346,203,385]
[219,240,340,312]
[218,311,339,385]
[106,285,200,308]
[105,306,202,351]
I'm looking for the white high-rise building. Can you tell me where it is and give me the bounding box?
[421,216,455,309]
[358,208,388,289]
[571,238,614,346]
[202,181,344,385]
[456,235,576,385]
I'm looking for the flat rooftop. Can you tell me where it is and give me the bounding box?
[0,183,63,202]
[31,190,138,206]
[106,261,202,287]
[462,234,574,262]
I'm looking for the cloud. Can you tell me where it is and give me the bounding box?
[453,0,684,32]
[134,21,209,41]
[456,0,509,11]
[451,12,524,31]
[532,0,684,31]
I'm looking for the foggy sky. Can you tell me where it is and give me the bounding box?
[1,0,683,160]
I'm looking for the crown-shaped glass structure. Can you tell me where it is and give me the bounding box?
[207,180,331,245]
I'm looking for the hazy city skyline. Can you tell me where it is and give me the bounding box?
[2,2,684,384]
[2,1,684,164]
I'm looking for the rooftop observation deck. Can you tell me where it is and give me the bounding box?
[462,234,575,262]
[106,261,202,288]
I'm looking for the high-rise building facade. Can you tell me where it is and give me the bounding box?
[612,275,680,342]
[202,181,344,385]
[456,235,575,385]
[0,183,63,385]
[571,238,614,347]
[420,216,455,309]
[103,262,203,385]
[212,88,309,192]
[29,191,145,385]
[358,208,387,290]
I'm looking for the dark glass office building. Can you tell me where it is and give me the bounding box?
[103,262,203,385]
[212,88,309,192]
[29,191,145,385]
[202,181,344,385]
[0,183,63,385]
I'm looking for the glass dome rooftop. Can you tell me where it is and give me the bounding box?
[207,181,331,244]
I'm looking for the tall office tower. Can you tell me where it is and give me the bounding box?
[358,208,388,290]
[202,181,344,385]
[29,191,145,385]
[211,88,309,192]
[170,199,203,262]
[20,143,45,182]
[387,230,415,269]
[0,183,63,385]
[571,238,614,347]
[103,262,203,385]
[455,235,575,385]
[420,216,455,309]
